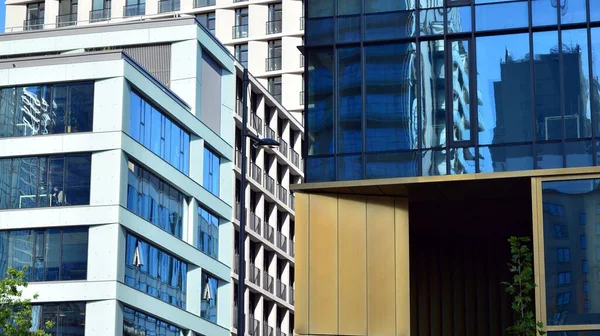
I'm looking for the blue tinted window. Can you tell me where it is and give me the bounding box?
[475,2,528,31]
[306,156,334,182]
[32,302,86,336]
[198,206,219,258]
[366,151,418,179]
[201,273,218,323]
[307,0,333,18]
[0,154,91,210]
[337,16,360,43]
[306,18,334,46]
[365,11,416,41]
[338,47,362,153]
[365,43,418,152]
[0,82,93,139]
[307,50,334,155]
[203,147,220,196]
[129,91,190,174]
[337,155,362,181]
[127,161,184,238]
[125,233,187,308]
[123,306,181,336]
[365,0,414,12]
[0,228,88,282]
[481,144,534,173]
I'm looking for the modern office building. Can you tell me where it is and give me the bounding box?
[0,17,235,335]
[3,0,305,120]
[232,65,302,336]
[295,0,600,335]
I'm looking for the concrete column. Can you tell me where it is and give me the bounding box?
[185,198,199,248]
[45,0,59,29]
[90,149,124,207]
[217,279,232,328]
[94,77,126,133]
[87,223,125,281]
[170,40,200,117]
[218,219,233,268]
[186,265,202,316]
[85,300,122,335]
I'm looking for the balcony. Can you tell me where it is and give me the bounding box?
[264,174,275,195]
[250,162,263,185]
[277,184,288,205]
[265,127,277,140]
[289,287,295,305]
[123,3,145,16]
[290,193,295,211]
[159,0,180,13]
[249,212,262,235]
[249,317,260,335]
[290,149,300,169]
[264,223,275,244]
[263,271,274,294]
[89,8,110,22]
[276,279,287,300]
[290,240,295,257]
[278,137,288,157]
[235,98,243,116]
[234,149,243,169]
[232,24,249,39]
[277,328,287,336]
[250,113,263,134]
[23,18,44,31]
[299,90,305,106]
[56,13,77,28]
[194,0,215,7]
[266,20,282,34]
[235,202,247,221]
[300,16,304,30]
[266,57,282,72]
[249,262,261,287]
[264,324,274,336]
[277,232,287,252]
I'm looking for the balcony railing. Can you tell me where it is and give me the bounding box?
[300,54,305,67]
[249,212,262,235]
[265,127,277,140]
[266,57,282,71]
[234,149,243,169]
[249,317,260,335]
[123,3,145,16]
[235,202,247,221]
[290,240,295,257]
[289,287,295,305]
[250,113,263,134]
[194,0,215,7]
[278,137,288,157]
[236,98,243,116]
[263,271,274,294]
[89,8,110,22]
[264,223,275,244]
[277,184,288,205]
[23,18,44,31]
[264,324,274,336]
[277,232,288,252]
[232,24,249,39]
[159,0,180,12]
[290,149,300,169]
[277,328,287,336]
[290,193,295,211]
[276,279,287,300]
[266,20,282,34]
[264,174,275,195]
[250,162,262,184]
[300,16,304,30]
[56,13,77,27]
[233,306,238,328]
[249,262,261,287]
[233,254,239,274]
[299,90,305,106]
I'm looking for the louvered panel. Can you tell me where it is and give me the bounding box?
[123,44,171,87]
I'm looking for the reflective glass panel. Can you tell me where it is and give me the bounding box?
[419,8,444,36]
[306,18,334,45]
[201,273,218,323]
[337,47,362,153]
[337,155,362,181]
[198,206,219,258]
[449,147,476,174]
[565,140,592,167]
[422,148,447,176]
[365,43,418,152]
[337,15,360,43]
[32,302,86,336]
[447,6,471,33]
[307,50,334,155]
[480,144,534,173]
[477,33,532,145]
[366,151,418,178]
[203,147,220,196]
[475,1,528,31]
[419,0,443,9]
[532,0,558,26]
[420,39,446,150]
[542,179,600,326]
[366,0,414,12]
[591,28,600,136]
[306,156,334,182]
[449,39,472,142]
[364,10,416,41]
[123,306,181,336]
[307,0,333,17]
[560,0,586,24]
[592,1,600,22]
[533,30,561,141]
[548,332,600,336]
[338,0,360,15]
[537,141,564,169]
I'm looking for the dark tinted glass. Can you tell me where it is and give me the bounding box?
[127,161,184,238]
[565,140,592,167]
[203,147,220,196]
[364,10,416,41]
[306,156,334,182]
[307,0,333,17]
[337,47,362,153]
[0,153,91,210]
[337,155,362,180]
[548,332,600,336]
[337,15,360,43]
[338,0,360,15]
[481,144,534,173]
[366,151,418,178]
[537,141,564,169]
[32,302,86,336]
[61,227,88,280]
[306,18,334,45]
[533,30,561,141]
[542,179,600,326]
[365,43,418,152]
[307,50,334,155]
[366,0,414,12]
[562,29,591,139]
[123,306,181,336]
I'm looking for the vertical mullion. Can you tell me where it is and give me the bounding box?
[416,6,423,176]
[529,0,537,169]
[471,2,479,173]
[557,0,567,168]
[444,2,451,175]
[586,0,597,165]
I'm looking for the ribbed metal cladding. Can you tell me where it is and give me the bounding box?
[122,44,171,87]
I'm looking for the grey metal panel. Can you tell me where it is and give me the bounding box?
[122,44,171,87]
[200,52,222,136]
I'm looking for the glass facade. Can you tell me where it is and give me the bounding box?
[31,302,86,336]
[0,227,88,282]
[0,154,92,209]
[129,91,190,175]
[124,233,187,309]
[123,306,181,336]
[201,272,218,323]
[198,206,219,258]
[203,147,220,196]
[305,0,600,182]
[126,160,184,238]
[0,82,93,138]
[542,178,600,328]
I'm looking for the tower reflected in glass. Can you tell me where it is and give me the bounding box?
[304,0,600,182]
